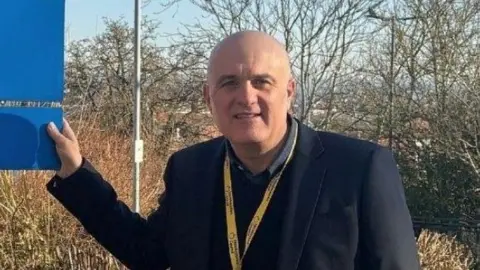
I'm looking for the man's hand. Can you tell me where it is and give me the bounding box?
[47,118,83,179]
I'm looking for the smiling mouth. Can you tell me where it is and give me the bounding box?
[234,113,261,119]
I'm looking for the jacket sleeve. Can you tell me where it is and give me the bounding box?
[46,155,176,270]
[358,147,420,270]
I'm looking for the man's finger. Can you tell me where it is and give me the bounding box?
[61,118,77,143]
[47,122,67,145]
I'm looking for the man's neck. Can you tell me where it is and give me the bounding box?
[229,122,289,174]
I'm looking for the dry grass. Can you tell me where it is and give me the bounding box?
[0,117,476,269]
[0,117,171,269]
[417,229,475,270]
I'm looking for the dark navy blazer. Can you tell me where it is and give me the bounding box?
[46,118,420,270]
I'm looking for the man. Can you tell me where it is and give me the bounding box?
[46,31,420,270]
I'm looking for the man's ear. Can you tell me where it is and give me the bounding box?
[287,78,296,102]
[203,83,212,113]
[286,78,296,114]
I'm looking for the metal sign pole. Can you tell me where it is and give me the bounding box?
[133,0,143,213]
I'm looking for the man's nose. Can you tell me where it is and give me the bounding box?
[236,81,258,105]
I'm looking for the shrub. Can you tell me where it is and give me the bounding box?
[417,229,475,270]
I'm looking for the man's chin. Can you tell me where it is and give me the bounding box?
[227,134,268,145]
[222,125,270,144]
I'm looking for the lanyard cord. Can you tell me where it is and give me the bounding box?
[223,126,298,270]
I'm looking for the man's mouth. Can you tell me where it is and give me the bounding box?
[234,113,261,119]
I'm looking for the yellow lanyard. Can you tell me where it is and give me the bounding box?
[223,126,298,270]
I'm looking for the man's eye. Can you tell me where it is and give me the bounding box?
[222,80,238,87]
[252,79,269,87]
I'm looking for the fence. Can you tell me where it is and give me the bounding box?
[413,217,480,268]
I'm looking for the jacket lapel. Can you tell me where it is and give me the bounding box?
[278,123,326,270]
[181,139,226,270]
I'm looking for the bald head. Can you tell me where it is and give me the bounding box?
[203,30,296,150]
[207,30,291,80]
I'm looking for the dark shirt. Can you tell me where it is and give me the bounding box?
[210,115,298,270]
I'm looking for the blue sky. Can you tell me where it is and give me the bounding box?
[66,0,203,42]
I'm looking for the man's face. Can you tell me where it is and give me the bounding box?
[204,42,295,145]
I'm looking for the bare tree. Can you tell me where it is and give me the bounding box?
[64,15,207,150]
[358,0,480,221]
[167,0,377,127]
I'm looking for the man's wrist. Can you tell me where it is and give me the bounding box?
[56,158,85,179]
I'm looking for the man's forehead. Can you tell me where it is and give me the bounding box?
[210,51,285,75]
[215,60,277,75]
[207,31,291,81]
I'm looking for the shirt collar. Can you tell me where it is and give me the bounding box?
[225,114,298,180]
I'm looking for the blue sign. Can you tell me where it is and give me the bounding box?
[0,107,63,170]
[0,0,65,102]
[0,0,65,170]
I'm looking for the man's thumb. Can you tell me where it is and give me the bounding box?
[47,122,66,144]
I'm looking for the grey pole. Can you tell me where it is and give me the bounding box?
[133,0,143,213]
[388,17,395,149]
[366,6,417,150]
